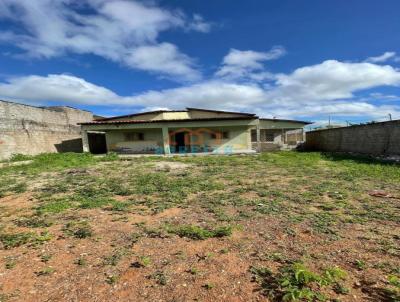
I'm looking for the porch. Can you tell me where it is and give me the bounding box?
[81,120,258,155]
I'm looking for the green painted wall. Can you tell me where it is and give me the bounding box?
[169,126,251,153]
[105,128,163,154]
[103,125,251,154]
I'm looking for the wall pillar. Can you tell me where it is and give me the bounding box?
[162,126,171,154]
[256,124,261,152]
[82,130,90,153]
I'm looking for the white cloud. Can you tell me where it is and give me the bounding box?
[125,43,200,81]
[269,60,400,104]
[265,102,399,119]
[215,46,286,80]
[0,0,210,80]
[186,14,212,33]
[0,74,120,105]
[1,59,400,121]
[365,51,398,63]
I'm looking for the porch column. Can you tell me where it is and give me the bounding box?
[82,130,90,153]
[162,126,171,154]
[256,125,261,152]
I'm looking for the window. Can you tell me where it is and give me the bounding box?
[262,130,275,142]
[210,131,229,139]
[251,129,257,142]
[124,132,144,141]
[265,133,275,142]
[252,129,276,142]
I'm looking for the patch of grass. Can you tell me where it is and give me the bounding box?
[9,154,34,162]
[40,254,52,263]
[105,274,119,285]
[0,232,33,249]
[309,213,338,237]
[13,182,27,193]
[150,270,168,285]
[0,179,28,197]
[63,221,93,239]
[31,231,52,246]
[4,256,17,269]
[35,266,55,276]
[74,256,87,266]
[106,201,131,212]
[107,179,131,196]
[0,153,98,176]
[100,152,119,162]
[165,224,233,240]
[385,275,400,300]
[131,256,152,268]
[78,196,115,209]
[203,283,215,290]
[250,263,347,301]
[36,197,75,214]
[354,259,366,270]
[14,215,53,228]
[103,249,128,266]
[188,267,200,275]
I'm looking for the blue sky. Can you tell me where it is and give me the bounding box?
[0,0,400,126]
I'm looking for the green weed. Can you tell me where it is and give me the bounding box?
[35,267,55,276]
[250,263,347,301]
[166,224,232,240]
[0,232,32,249]
[63,221,93,238]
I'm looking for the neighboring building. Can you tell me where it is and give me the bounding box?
[0,100,93,160]
[80,108,311,155]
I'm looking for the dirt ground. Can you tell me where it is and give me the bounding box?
[0,152,399,301]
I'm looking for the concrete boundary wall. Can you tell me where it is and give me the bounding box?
[0,100,93,160]
[305,120,400,156]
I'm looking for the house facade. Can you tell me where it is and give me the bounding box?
[79,108,310,155]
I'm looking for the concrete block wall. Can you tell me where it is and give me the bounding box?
[0,100,93,160]
[305,120,400,156]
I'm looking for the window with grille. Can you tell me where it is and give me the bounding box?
[124,132,144,141]
[265,132,275,142]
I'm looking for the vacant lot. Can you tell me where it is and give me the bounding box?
[0,152,399,302]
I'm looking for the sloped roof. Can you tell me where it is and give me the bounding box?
[186,107,256,116]
[95,107,256,122]
[79,116,256,125]
[96,109,186,121]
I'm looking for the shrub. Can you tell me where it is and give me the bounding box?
[15,216,53,228]
[250,263,347,301]
[0,232,32,249]
[166,224,233,240]
[63,221,93,238]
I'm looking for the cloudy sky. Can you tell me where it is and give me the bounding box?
[0,0,400,125]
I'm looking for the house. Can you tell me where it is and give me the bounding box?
[79,108,311,155]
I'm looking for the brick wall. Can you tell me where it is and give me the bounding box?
[0,100,93,160]
[305,120,400,156]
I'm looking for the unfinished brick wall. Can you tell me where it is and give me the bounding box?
[305,120,400,156]
[0,101,93,160]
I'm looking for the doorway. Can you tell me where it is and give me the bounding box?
[174,132,187,153]
[88,132,107,154]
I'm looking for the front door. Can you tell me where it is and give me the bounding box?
[174,132,187,153]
